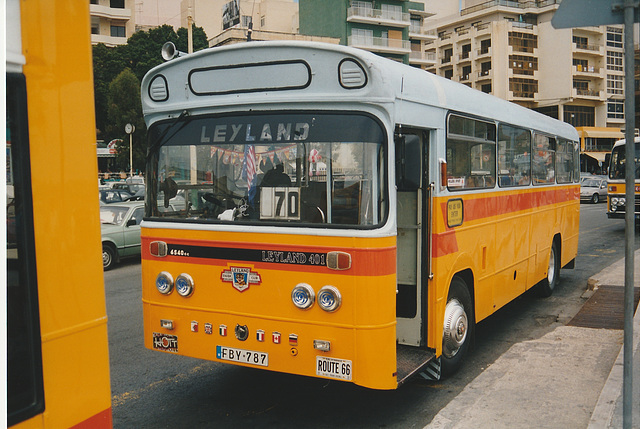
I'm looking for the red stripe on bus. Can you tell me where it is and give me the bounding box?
[70,407,112,429]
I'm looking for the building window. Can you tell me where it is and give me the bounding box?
[480,61,491,76]
[510,55,537,76]
[110,25,126,38]
[607,51,623,71]
[381,4,403,21]
[573,35,589,49]
[442,47,453,64]
[480,83,491,94]
[509,77,537,98]
[607,74,624,95]
[508,32,537,53]
[461,65,471,81]
[479,38,491,55]
[607,100,624,119]
[534,105,559,120]
[241,15,252,27]
[91,17,100,35]
[573,79,589,91]
[444,69,453,80]
[461,43,471,59]
[606,27,623,48]
[564,105,595,127]
[110,0,125,8]
[573,58,588,69]
[352,28,373,46]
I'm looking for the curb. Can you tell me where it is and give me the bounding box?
[588,250,640,428]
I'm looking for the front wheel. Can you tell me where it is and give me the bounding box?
[538,240,559,297]
[103,244,116,271]
[441,276,474,377]
[591,193,599,204]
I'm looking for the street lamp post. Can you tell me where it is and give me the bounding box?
[125,123,135,178]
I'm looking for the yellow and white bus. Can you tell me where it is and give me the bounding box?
[607,138,640,220]
[140,41,580,390]
[7,0,112,426]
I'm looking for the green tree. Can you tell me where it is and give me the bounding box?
[107,68,146,173]
[92,24,208,154]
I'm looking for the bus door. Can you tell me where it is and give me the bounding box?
[394,128,436,383]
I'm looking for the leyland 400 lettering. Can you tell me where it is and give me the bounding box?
[140,41,580,389]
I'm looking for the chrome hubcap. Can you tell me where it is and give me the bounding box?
[547,246,556,285]
[443,298,468,358]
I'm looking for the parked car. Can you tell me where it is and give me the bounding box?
[99,189,133,204]
[580,177,608,204]
[100,201,144,270]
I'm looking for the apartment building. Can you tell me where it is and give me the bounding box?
[180,0,299,44]
[90,0,135,46]
[299,0,437,66]
[425,1,624,150]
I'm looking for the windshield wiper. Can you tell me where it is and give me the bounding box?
[146,109,191,162]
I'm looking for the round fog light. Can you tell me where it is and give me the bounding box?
[156,271,174,295]
[292,283,315,309]
[175,273,195,297]
[318,286,341,312]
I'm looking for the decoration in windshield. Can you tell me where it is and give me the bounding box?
[147,113,386,227]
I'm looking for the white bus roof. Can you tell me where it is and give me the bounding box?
[613,137,640,149]
[142,41,578,141]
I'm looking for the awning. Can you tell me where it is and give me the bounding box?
[583,151,608,162]
[579,129,623,139]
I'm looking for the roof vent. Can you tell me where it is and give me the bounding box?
[149,75,169,102]
[339,59,367,89]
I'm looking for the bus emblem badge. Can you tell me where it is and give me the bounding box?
[221,266,262,292]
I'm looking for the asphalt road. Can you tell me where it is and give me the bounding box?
[105,202,637,428]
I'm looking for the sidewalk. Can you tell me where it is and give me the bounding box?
[425,251,640,429]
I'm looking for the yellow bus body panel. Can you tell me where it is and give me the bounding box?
[428,185,580,353]
[142,229,399,389]
[14,1,113,427]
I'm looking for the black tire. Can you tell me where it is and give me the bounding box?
[441,276,474,377]
[538,240,559,298]
[591,193,599,204]
[102,244,116,271]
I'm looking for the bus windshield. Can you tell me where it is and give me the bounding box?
[609,143,640,180]
[146,112,387,227]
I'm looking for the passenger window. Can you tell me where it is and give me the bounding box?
[498,124,531,187]
[532,134,555,185]
[556,139,573,184]
[446,115,496,190]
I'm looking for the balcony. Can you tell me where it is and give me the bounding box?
[409,51,436,66]
[476,46,492,58]
[348,36,411,55]
[573,65,604,78]
[573,43,604,56]
[91,33,128,47]
[409,25,437,41]
[477,69,493,80]
[347,6,410,28]
[572,87,604,100]
[90,4,131,20]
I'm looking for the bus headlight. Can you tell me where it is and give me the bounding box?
[175,273,195,297]
[156,271,174,295]
[292,283,315,309]
[318,286,342,312]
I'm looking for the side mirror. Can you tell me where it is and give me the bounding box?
[126,219,137,227]
[395,134,422,191]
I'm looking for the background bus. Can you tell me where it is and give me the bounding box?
[607,137,640,220]
[6,1,112,426]
[139,41,579,389]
